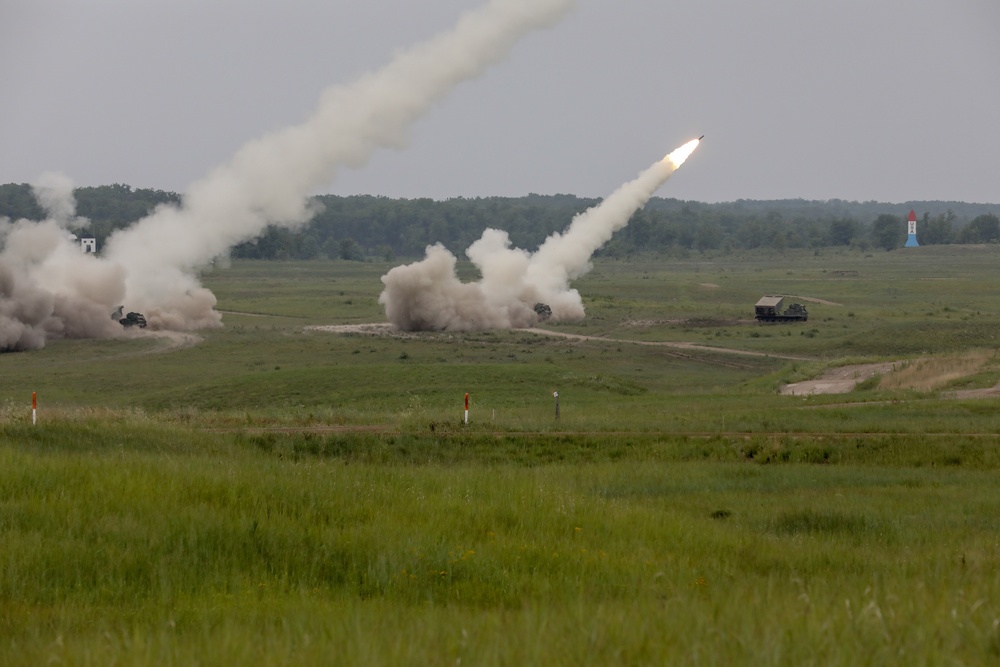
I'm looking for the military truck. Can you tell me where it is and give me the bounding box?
[754,296,808,322]
[111,306,148,329]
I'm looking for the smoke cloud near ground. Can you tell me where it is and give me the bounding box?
[0,0,577,352]
[379,140,700,331]
[0,179,125,351]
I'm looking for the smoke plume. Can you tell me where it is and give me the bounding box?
[0,0,576,351]
[379,139,701,331]
[1,179,125,351]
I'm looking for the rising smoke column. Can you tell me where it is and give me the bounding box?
[102,0,577,331]
[0,0,577,350]
[379,138,701,331]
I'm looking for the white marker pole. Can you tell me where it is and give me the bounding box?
[553,391,559,420]
[32,392,37,426]
[464,393,469,424]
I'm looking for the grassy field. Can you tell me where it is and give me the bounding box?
[3,247,1000,665]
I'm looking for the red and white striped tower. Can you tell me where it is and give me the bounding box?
[904,209,919,247]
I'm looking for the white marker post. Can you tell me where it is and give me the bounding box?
[464,393,469,424]
[553,391,559,420]
[32,392,37,426]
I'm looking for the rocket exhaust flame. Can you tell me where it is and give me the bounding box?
[379,136,702,331]
[664,137,701,169]
[0,0,578,352]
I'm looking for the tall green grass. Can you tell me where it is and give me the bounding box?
[3,422,1000,664]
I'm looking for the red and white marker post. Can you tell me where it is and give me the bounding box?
[32,392,37,426]
[464,393,469,424]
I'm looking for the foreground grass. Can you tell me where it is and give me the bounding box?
[3,419,1000,665]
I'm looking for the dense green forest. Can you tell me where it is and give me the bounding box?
[1,182,997,260]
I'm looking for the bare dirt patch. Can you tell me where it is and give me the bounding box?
[780,362,902,396]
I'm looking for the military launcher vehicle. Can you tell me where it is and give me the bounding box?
[754,296,808,323]
[112,306,148,329]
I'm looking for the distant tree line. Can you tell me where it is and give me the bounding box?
[0,183,180,251]
[1,182,998,260]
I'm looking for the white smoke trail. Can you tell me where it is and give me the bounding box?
[102,0,577,331]
[379,138,701,331]
[0,0,577,351]
[33,172,90,231]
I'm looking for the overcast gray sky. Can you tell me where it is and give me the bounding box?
[3,0,998,204]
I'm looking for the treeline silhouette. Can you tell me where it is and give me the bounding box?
[1,183,997,260]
